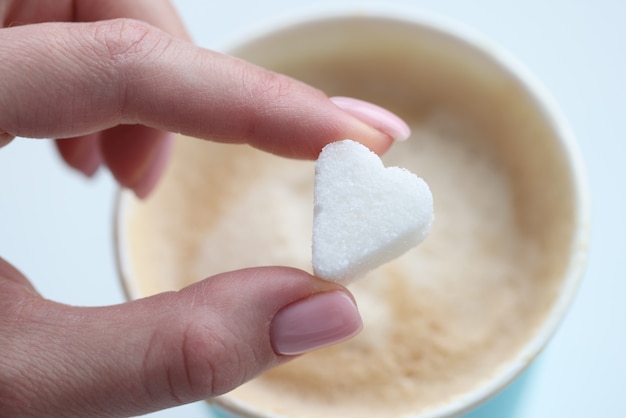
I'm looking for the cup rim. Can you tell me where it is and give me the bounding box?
[115,7,591,418]
[216,9,591,417]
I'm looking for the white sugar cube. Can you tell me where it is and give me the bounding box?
[312,139,433,284]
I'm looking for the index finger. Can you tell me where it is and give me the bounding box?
[0,19,404,159]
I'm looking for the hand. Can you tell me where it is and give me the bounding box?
[0,1,408,198]
[0,1,410,417]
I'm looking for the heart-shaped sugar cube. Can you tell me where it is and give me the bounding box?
[312,139,433,284]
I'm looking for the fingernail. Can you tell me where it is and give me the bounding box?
[75,145,101,177]
[271,291,362,355]
[133,134,174,199]
[330,96,411,141]
[56,136,102,177]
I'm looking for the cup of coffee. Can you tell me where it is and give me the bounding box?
[115,9,590,418]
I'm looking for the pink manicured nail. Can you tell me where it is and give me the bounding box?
[271,291,362,355]
[331,96,411,141]
[133,134,174,199]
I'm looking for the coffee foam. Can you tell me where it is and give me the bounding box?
[126,111,563,417]
[123,19,575,418]
[213,114,545,417]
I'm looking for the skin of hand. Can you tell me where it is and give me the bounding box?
[0,1,411,417]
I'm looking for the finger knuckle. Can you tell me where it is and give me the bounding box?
[177,321,248,398]
[142,319,253,404]
[237,67,300,142]
[250,70,298,112]
[83,18,173,119]
[91,18,166,65]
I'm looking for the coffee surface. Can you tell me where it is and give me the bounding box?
[124,30,574,417]
[126,115,558,418]
[212,117,543,417]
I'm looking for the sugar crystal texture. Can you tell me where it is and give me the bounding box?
[312,139,433,283]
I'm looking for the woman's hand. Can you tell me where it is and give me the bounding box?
[0,1,409,416]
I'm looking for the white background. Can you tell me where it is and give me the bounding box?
[0,1,624,417]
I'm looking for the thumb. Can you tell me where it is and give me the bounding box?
[1,266,361,417]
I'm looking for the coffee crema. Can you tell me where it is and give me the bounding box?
[125,117,568,417]
[122,18,576,418]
